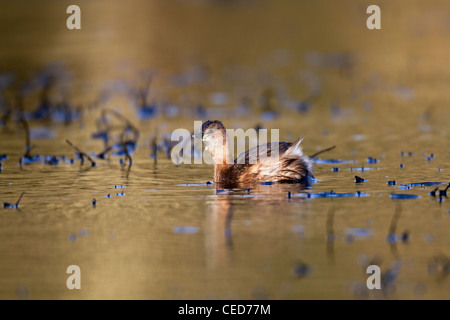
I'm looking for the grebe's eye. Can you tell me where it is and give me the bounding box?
[203,129,213,139]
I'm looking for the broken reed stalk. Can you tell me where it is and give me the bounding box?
[309,145,336,159]
[102,108,140,141]
[151,137,158,165]
[66,139,97,166]
[119,131,133,179]
[139,84,150,106]
[3,191,25,208]
[20,117,32,159]
[122,133,133,165]
[124,143,132,179]
[16,192,25,207]
[151,129,158,166]
[123,141,133,166]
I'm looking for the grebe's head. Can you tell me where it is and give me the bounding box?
[193,120,231,164]
[202,120,225,138]
[192,120,227,148]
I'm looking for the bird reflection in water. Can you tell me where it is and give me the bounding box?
[204,182,311,269]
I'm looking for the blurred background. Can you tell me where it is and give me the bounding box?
[0,0,449,300]
[1,0,449,126]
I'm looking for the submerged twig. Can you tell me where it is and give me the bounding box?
[388,204,401,236]
[326,208,335,257]
[388,203,403,258]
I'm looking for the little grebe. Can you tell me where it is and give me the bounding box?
[195,120,314,187]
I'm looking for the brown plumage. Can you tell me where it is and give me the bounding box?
[197,120,314,187]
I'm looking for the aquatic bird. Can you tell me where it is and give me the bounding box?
[193,120,314,187]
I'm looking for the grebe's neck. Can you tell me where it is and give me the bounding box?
[207,129,233,166]
[208,131,233,184]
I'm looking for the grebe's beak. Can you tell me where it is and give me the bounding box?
[192,132,203,140]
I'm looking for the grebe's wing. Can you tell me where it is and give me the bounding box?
[284,137,305,157]
[234,142,292,164]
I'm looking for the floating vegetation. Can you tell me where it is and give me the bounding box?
[93,146,113,160]
[44,155,59,165]
[398,182,447,189]
[345,228,374,240]
[400,152,415,157]
[292,261,312,278]
[237,194,262,198]
[19,154,42,165]
[3,192,25,209]
[173,226,198,234]
[311,158,353,164]
[307,191,369,198]
[349,167,374,172]
[216,189,233,194]
[355,175,367,183]
[429,184,450,197]
[390,194,421,199]
[367,157,378,164]
[401,231,410,243]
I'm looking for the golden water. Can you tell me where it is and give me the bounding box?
[0,0,449,299]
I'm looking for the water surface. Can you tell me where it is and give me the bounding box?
[0,0,449,300]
